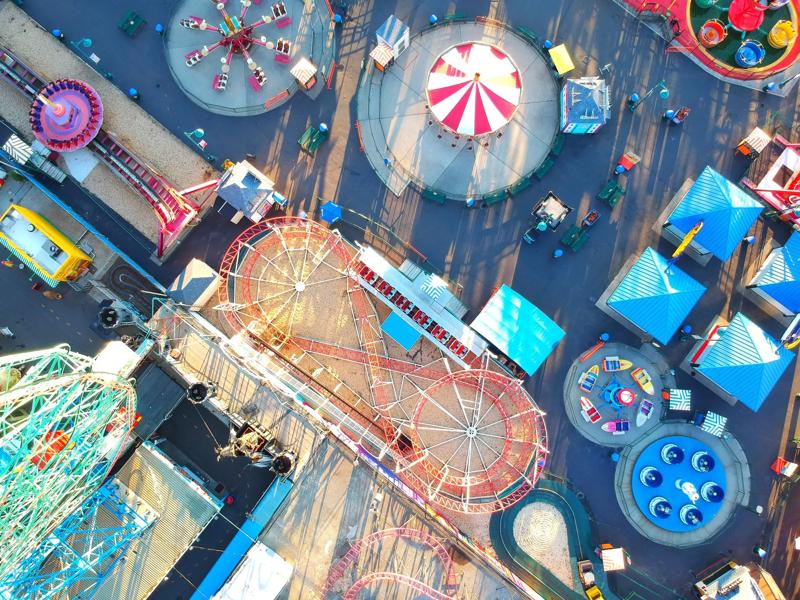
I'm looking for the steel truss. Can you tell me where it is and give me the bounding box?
[0,345,137,581]
[0,479,157,599]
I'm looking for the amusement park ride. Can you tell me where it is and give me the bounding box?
[0,345,140,597]
[181,0,293,92]
[0,46,214,258]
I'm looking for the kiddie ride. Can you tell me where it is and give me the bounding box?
[522,191,573,244]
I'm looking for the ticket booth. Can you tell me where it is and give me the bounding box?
[290,57,318,91]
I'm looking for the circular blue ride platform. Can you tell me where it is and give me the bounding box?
[632,435,726,533]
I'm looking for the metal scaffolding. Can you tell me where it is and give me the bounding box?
[0,345,137,582]
[0,478,157,599]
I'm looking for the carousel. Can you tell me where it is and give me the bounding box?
[357,18,560,201]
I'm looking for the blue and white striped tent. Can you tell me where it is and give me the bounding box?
[375,15,410,58]
[691,312,794,411]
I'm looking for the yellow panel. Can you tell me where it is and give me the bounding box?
[549,44,575,75]
[2,204,92,262]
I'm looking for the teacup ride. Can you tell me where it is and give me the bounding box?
[727,0,769,39]
[768,19,797,48]
[736,38,767,66]
[699,19,728,47]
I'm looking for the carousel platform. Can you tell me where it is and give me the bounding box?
[357,20,560,200]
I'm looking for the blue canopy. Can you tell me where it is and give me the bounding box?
[607,248,706,344]
[668,166,762,261]
[695,312,793,411]
[376,14,409,47]
[381,312,420,351]
[320,201,342,224]
[471,285,564,376]
[751,232,800,314]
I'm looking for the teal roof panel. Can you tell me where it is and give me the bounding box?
[607,248,706,344]
[696,312,794,411]
[752,232,800,314]
[668,166,763,261]
[471,285,565,376]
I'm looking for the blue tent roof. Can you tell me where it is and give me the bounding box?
[607,248,706,344]
[471,285,564,376]
[562,78,610,126]
[376,15,408,47]
[696,312,794,411]
[752,232,800,314]
[667,167,763,260]
[668,166,762,261]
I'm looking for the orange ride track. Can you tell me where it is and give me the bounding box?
[218,218,547,514]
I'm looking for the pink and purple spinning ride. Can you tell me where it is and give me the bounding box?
[28,78,103,153]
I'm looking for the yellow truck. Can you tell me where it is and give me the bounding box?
[577,560,605,600]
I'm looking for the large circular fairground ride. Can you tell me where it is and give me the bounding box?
[0,345,136,580]
[28,79,103,153]
[179,1,283,92]
[217,218,548,513]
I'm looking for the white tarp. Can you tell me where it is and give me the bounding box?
[212,543,293,600]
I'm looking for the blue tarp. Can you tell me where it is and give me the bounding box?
[320,201,342,224]
[190,478,293,600]
[381,311,420,351]
[695,312,794,411]
[668,166,762,261]
[376,14,409,47]
[607,248,706,345]
[471,285,564,376]
[751,232,800,314]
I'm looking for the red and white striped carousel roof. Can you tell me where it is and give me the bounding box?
[427,42,521,137]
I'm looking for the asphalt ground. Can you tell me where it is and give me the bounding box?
[13,0,800,597]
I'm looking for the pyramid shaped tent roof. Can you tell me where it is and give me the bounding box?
[751,232,800,314]
[563,78,610,127]
[668,166,762,261]
[607,248,706,344]
[695,312,793,411]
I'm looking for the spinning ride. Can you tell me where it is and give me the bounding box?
[691,0,799,71]
[180,0,289,92]
[427,43,521,137]
[0,345,137,580]
[217,218,548,513]
[28,79,103,152]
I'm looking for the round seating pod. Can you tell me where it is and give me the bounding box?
[699,19,727,48]
[735,40,766,68]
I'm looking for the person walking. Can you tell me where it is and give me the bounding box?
[42,290,63,301]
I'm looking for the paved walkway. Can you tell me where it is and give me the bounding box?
[563,342,673,447]
[357,19,558,199]
[614,421,751,548]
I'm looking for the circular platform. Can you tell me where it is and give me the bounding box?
[690,0,799,75]
[164,0,322,116]
[631,435,725,532]
[358,20,559,200]
[562,343,666,447]
[614,423,750,548]
[29,79,103,152]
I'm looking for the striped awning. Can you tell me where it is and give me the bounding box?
[369,43,394,67]
[701,411,727,437]
[0,236,59,287]
[3,135,32,164]
[668,388,692,411]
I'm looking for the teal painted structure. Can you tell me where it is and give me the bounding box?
[693,312,794,411]
[607,248,706,344]
[667,166,762,261]
[190,477,293,600]
[750,232,800,315]
[471,284,565,375]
